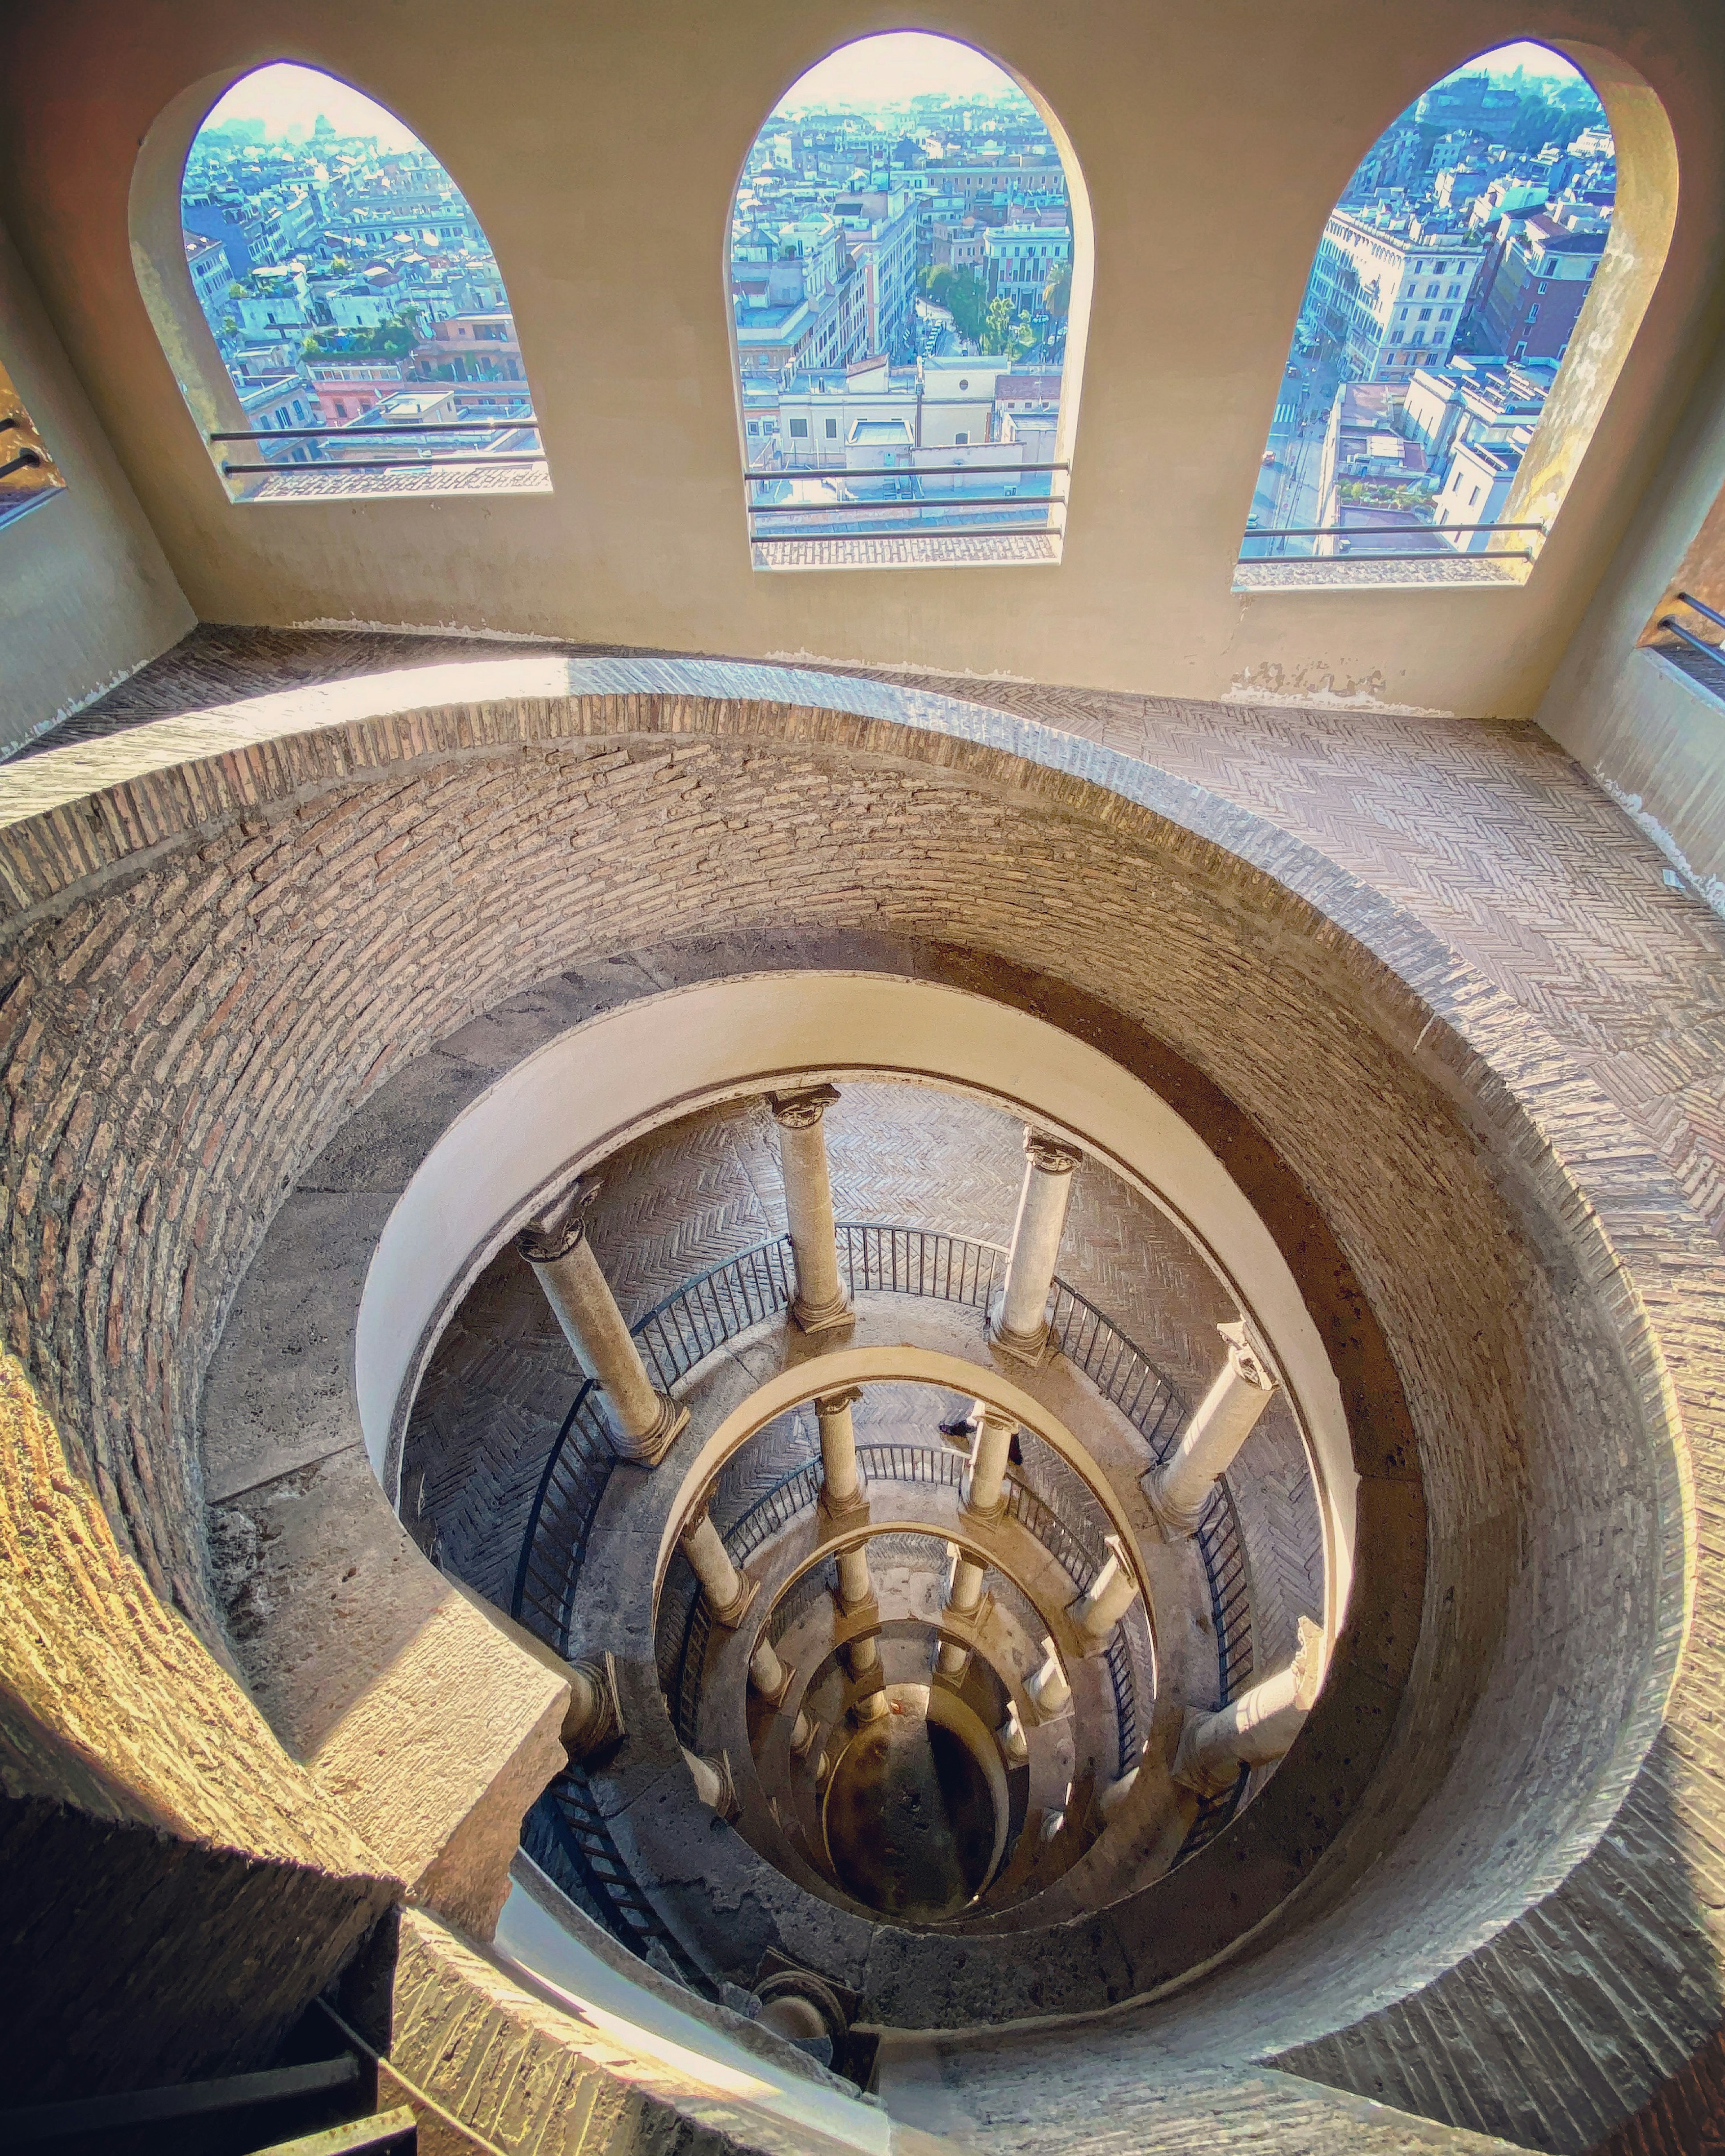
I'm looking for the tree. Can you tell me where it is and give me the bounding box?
[1042,262,1072,324]
[923,265,987,345]
[978,295,1034,360]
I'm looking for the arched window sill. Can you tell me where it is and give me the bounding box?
[1232,553,1526,593]
[225,462,552,505]
[752,528,1062,571]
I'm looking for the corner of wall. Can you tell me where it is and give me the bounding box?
[0,207,192,754]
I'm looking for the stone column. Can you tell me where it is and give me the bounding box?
[815,1386,867,1519]
[1070,1534,1141,1652]
[768,1085,850,1333]
[836,1539,872,1613]
[848,1630,888,1721]
[1145,1318,1278,1537]
[516,1189,687,1466]
[999,1699,1029,1768]
[1172,1617,1323,1797]
[682,1747,739,1820]
[991,1129,1083,1365]
[936,1545,986,1678]
[748,1636,792,1706]
[962,1402,1017,1521]
[1026,1636,1071,1716]
[563,1657,624,1758]
[791,1709,817,1758]
[681,1509,758,1629]
[1100,1766,1139,1821]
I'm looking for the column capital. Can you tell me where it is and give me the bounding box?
[514,1178,600,1264]
[814,1385,864,1417]
[1219,1316,1278,1392]
[1023,1127,1083,1175]
[767,1082,841,1130]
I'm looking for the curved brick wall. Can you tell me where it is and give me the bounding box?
[0,655,1714,2146]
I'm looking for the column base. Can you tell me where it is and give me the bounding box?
[566,1652,624,1758]
[754,1655,796,1710]
[792,1290,854,1335]
[818,1484,871,1534]
[933,1643,971,1686]
[959,1467,1008,1524]
[1141,1464,1209,1540]
[611,1393,690,1469]
[1171,1705,1241,1798]
[986,1291,1057,1368]
[852,1686,889,1725]
[708,1570,761,1630]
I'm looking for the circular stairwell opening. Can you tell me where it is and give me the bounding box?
[823,1683,1003,1922]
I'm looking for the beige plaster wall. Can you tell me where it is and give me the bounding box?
[3,0,1723,720]
[0,210,191,754]
[1537,306,1725,902]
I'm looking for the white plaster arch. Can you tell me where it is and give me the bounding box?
[356,969,1358,1633]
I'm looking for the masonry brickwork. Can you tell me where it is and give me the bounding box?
[0,646,1718,2148]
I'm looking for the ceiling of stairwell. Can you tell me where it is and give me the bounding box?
[402,1076,1326,1689]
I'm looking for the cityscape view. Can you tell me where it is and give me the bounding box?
[729,33,1073,565]
[1243,43,1616,574]
[180,64,547,500]
[175,41,1612,566]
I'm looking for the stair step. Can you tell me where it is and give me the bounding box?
[248,2106,417,2156]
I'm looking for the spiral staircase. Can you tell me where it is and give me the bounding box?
[398,1076,1333,2077]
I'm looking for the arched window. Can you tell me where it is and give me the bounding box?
[1238,43,1665,591]
[138,64,546,504]
[729,33,1090,571]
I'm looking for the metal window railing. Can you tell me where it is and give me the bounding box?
[1657,591,1725,677]
[208,411,544,479]
[744,462,1068,548]
[1238,517,1546,566]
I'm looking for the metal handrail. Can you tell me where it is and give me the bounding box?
[684,1440,1144,1773]
[748,490,1066,517]
[745,459,1071,483]
[510,1224,1241,1777]
[209,418,538,441]
[1676,589,1725,635]
[221,451,546,476]
[1659,615,1725,668]
[510,1381,615,1654]
[1244,547,1535,565]
[752,524,1064,548]
[1244,518,1546,538]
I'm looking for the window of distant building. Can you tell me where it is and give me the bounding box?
[1236,40,1672,591]
[728,31,1091,570]
[0,354,68,535]
[135,62,548,505]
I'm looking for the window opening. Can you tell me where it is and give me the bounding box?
[730,31,1088,570]
[0,357,68,533]
[162,63,548,504]
[1237,41,1623,589]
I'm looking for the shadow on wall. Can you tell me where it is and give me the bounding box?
[0,1348,400,2098]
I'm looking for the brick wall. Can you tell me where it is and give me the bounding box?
[0,656,1714,2145]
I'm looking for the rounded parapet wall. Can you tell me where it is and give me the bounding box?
[0,654,1706,2138]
